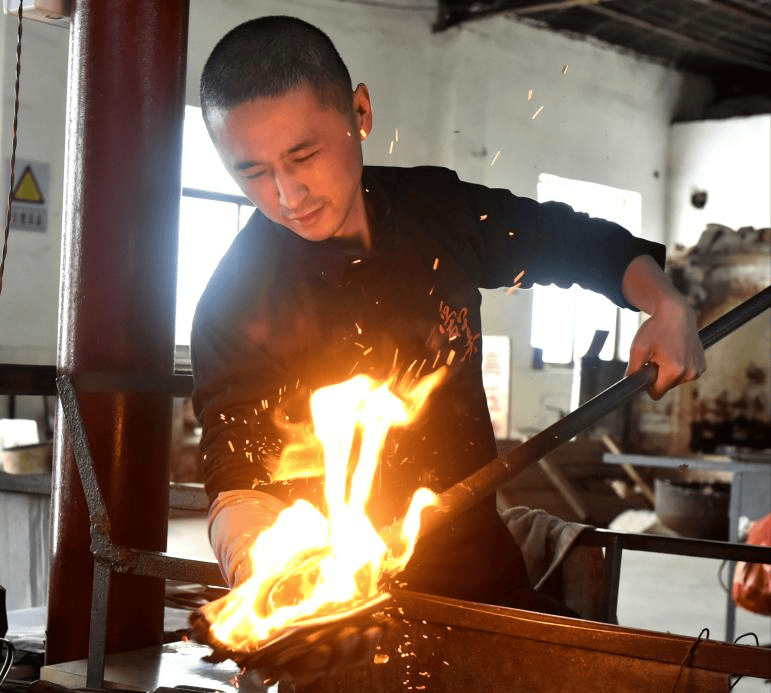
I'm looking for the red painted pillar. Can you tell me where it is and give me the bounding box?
[47,0,189,664]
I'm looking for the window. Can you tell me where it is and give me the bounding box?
[175,106,255,359]
[530,174,643,365]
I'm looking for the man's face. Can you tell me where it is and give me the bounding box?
[209,83,373,247]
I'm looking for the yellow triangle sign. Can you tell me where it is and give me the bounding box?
[13,165,45,204]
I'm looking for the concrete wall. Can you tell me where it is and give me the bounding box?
[667,114,771,248]
[0,2,711,435]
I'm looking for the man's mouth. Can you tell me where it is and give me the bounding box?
[288,204,325,225]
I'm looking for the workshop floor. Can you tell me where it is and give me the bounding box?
[167,515,770,692]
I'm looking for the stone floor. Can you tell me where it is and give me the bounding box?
[617,550,770,692]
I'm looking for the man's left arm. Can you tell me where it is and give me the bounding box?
[621,253,706,399]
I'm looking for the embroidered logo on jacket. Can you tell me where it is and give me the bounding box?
[438,300,481,363]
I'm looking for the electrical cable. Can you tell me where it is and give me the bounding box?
[670,627,709,693]
[0,1,23,297]
[0,637,16,685]
[729,631,762,690]
[718,558,730,593]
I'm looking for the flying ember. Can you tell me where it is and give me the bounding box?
[200,370,446,652]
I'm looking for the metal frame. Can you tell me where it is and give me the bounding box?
[56,368,771,687]
[56,373,225,689]
[577,527,771,625]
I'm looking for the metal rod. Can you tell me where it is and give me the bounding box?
[85,561,111,689]
[599,534,622,624]
[579,528,771,564]
[414,285,771,539]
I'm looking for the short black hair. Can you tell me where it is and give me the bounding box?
[200,16,354,126]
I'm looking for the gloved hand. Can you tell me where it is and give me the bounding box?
[208,489,287,587]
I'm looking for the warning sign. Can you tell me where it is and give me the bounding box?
[14,166,45,204]
[4,158,49,232]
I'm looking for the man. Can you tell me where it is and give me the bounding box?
[192,14,705,682]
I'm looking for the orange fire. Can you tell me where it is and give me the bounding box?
[201,369,445,651]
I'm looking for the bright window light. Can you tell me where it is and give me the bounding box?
[175,106,254,347]
[531,174,643,365]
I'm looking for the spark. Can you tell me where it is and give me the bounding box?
[562,64,569,75]
[527,88,533,101]
[227,440,235,453]
[514,269,525,283]
[432,351,442,369]
[428,284,435,296]
[480,214,488,221]
[392,348,399,370]
[505,282,522,295]
[490,150,501,167]
[352,258,363,265]
[374,653,390,664]
[360,128,367,139]
[362,346,373,356]
[532,106,544,120]
[406,359,417,372]
[395,127,400,142]
[346,130,352,137]
[354,342,365,349]
[389,140,394,155]
[508,231,515,236]
[355,322,362,334]
[433,257,440,270]
[446,351,456,366]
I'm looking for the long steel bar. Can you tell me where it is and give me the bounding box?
[85,562,111,689]
[579,528,771,564]
[56,374,111,534]
[415,286,771,539]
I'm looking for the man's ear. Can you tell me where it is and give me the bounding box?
[352,83,373,139]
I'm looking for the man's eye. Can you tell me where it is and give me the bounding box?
[294,151,317,163]
[246,170,266,180]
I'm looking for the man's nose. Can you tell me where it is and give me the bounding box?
[275,171,308,210]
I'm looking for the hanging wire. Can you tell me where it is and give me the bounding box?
[0,1,24,296]
[728,631,762,691]
[718,558,730,592]
[670,627,709,693]
[0,637,16,685]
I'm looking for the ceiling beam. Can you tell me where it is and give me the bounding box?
[693,0,771,28]
[508,0,607,15]
[584,3,771,72]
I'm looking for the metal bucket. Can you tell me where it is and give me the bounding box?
[654,478,729,540]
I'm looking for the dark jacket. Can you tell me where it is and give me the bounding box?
[191,165,665,604]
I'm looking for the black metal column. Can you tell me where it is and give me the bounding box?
[47,0,189,664]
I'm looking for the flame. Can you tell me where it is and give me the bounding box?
[202,369,445,650]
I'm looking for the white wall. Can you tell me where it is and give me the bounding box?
[0,17,68,366]
[0,2,712,435]
[188,1,706,434]
[667,114,771,248]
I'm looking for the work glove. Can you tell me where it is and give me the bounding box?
[208,489,286,586]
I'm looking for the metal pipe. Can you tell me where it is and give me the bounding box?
[47,0,189,664]
[414,285,771,539]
